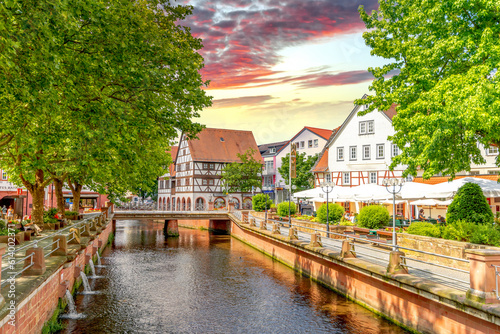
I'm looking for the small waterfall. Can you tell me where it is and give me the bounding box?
[89,261,96,277]
[80,272,92,293]
[60,290,85,319]
[65,290,77,315]
[96,252,102,266]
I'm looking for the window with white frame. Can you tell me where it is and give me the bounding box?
[370,172,377,184]
[359,121,375,135]
[391,144,399,157]
[325,173,331,183]
[208,179,214,185]
[487,146,499,155]
[350,146,357,160]
[202,179,208,185]
[269,147,276,153]
[308,140,313,148]
[343,172,350,185]
[363,145,370,160]
[376,144,384,159]
[202,163,208,169]
[314,139,318,147]
[300,141,305,148]
[295,142,299,149]
[337,147,344,161]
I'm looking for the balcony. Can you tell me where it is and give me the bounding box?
[262,168,275,176]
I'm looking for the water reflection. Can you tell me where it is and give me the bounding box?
[62,220,408,334]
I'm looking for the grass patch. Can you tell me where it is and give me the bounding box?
[41,299,66,334]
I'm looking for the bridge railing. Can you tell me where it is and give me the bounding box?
[115,202,158,211]
[243,213,470,292]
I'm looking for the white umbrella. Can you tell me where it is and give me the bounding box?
[427,177,500,199]
[400,182,435,199]
[411,199,449,219]
[293,188,323,199]
[351,184,395,201]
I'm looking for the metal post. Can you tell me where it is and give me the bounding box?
[326,189,329,236]
[383,178,405,252]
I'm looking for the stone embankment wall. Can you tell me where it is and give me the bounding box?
[229,218,500,334]
[0,217,113,334]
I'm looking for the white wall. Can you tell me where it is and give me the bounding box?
[275,129,328,185]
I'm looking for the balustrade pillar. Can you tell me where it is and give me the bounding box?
[341,240,355,259]
[310,233,322,247]
[272,223,281,235]
[81,223,91,237]
[288,227,298,241]
[387,250,408,275]
[52,235,68,256]
[465,249,500,303]
[22,247,46,276]
[250,218,256,227]
[68,228,81,245]
[259,220,267,231]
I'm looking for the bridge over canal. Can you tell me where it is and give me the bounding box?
[113,210,234,235]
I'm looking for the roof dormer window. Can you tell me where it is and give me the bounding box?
[269,148,276,153]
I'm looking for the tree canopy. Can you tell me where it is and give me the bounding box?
[278,152,318,190]
[221,148,262,193]
[0,0,211,223]
[358,1,500,178]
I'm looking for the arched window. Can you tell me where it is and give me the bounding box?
[187,198,191,211]
[177,198,180,211]
[232,198,240,210]
[195,197,205,211]
[167,198,171,211]
[182,198,186,211]
[214,197,226,210]
[172,197,175,211]
[243,197,252,210]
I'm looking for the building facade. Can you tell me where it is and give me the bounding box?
[274,127,333,202]
[158,128,262,211]
[258,141,287,202]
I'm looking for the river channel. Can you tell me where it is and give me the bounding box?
[61,220,409,333]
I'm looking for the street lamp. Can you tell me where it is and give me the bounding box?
[382,178,405,251]
[288,184,296,227]
[321,182,335,237]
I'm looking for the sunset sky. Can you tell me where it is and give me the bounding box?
[182,0,385,144]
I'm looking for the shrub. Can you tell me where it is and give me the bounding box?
[447,182,493,224]
[317,203,344,224]
[339,219,355,226]
[44,208,58,219]
[65,211,79,217]
[406,222,442,238]
[252,194,272,212]
[277,202,297,217]
[441,220,477,242]
[0,220,6,230]
[357,205,390,229]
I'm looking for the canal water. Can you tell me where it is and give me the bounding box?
[62,220,409,333]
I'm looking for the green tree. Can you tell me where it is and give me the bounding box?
[222,148,262,193]
[277,202,297,217]
[357,205,390,229]
[0,0,210,224]
[278,153,318,190]
[447,183,494,224]
[252,194,273,212]
[317,203,344,224]
[357,1,500,178]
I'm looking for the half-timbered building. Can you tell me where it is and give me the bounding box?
[157,128,262,211]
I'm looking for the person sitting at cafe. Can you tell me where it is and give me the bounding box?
[21,215,42,236]
[418,209,426,221]
[437,215,446,223]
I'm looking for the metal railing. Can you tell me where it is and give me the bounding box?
[493,264,500,300]
[246,214,470,291]
[0,209,109,286]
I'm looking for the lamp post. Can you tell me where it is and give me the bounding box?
[382,178,405,251]
[288,184,296,227]
[321,182,335,237]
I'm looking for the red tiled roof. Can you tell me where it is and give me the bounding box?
[168,146,178,176]
[304,126,333,140]
[188,128,262,163]
[382,103,397,120]
[312,148,329,172]
[413,175,499,185]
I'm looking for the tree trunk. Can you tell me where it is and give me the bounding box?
[73,184,83,213]
[53,178,66,218]
[21,169,49,226]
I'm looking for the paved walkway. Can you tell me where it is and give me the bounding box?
[249,215,470,292]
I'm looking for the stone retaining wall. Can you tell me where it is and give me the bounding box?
[397,233,497,270]
[230,218,500,334]
[0,216,113,334]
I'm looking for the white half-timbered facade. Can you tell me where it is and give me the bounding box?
[157,128,262,211]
